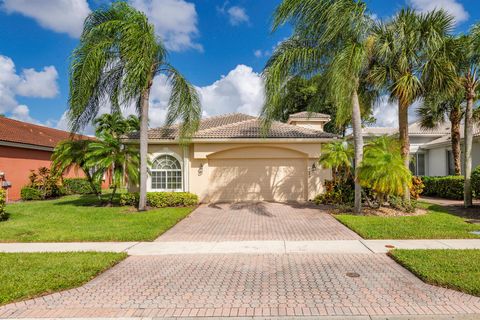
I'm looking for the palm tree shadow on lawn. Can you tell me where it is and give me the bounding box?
[52,193,123,208]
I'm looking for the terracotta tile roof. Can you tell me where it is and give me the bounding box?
[288,111,331,119]
[0,117,92,149]
[128,113,336,140]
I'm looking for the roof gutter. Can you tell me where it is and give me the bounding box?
[123,137,337,144]
[0,140,54,151]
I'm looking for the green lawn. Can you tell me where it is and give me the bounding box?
[335,204,480,239]
[390,249,480,297]
[0,194,194,242]
[0,252,126,305]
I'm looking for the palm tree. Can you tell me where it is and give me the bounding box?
[319,140,353,183]
[455,27,480,207]
[94,112,129,138]
[86,133,140,205]
[263,0,376,213]
[68,2,201,211]
[417,91,464,175]
[358,136,412,205]
[51,139,100,197]
[369,9,456,202]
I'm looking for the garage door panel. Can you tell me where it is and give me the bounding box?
[207,158,307,202]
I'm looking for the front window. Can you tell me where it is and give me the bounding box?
[151,155,182,190]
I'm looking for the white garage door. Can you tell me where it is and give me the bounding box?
[206,158,307,202]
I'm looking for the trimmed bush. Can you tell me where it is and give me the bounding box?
[0,189,8,221]
[471,166,480,199]
[422,176,464,200]
[20,187,43,201]
[63,178,99,195]
[119,192,198,208]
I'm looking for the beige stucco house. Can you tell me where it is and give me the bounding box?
[126,112,336,202]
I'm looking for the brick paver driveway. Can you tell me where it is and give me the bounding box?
[1,202,479,318]
[1,253,479,318]
[158,202,360,241]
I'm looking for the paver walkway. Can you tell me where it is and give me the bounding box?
[1,253,479,318]
[157,202,360,241]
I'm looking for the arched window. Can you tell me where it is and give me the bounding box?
[151,155,182,190]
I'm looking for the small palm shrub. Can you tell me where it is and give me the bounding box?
[0,189,8,221]
[120,192,198,208]
[358,136,412,202]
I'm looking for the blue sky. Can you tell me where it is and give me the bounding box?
[0,0,479,132]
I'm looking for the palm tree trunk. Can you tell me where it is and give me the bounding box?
[398,102,411,203]
[351,89,363,214]
[449,107,462,175]
[138,87,151,211]
[464,92,474,207]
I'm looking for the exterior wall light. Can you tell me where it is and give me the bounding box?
[198,163,203,176]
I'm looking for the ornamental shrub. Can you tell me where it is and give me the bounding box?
[0,189,8,221]
[422,176,464,200]
[20,187,43,201]
[410,176,424,200]
[119,192,199,207]
[471,166,480,199]
[63,178,100,195]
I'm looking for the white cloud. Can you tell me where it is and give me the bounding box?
[227,6,249,26]
[372,95,420,127]
[218,2,250,26]
[16,66,59,98]
[253,50,263,58]
[130,0,202,52]
[197,65,264,117]
[0,55,59,118]
[10,105,38,124]
[408,0,469,24]
[2,0,91,38]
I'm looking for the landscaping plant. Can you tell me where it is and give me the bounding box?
[119,192,198,208]
[68,2,201,211]
[22,167,63,200]
[0,189,8,221]
[262,0,377,214]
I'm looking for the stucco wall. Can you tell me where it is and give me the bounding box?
[0,145,87,201]
[138,142,330,202]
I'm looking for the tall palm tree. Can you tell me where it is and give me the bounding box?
[417,90,464,175]
[51,139,100,197]
[369,9,456,202]
[68,2,201,211]
[455,27,480,207]
[263,0,376,213]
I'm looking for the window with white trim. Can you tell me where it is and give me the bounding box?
[151,155,182,190]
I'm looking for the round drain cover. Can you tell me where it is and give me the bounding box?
[346,272,360,278]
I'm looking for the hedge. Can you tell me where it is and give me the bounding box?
[20,187,43,201]
[422,176,464,200]
[0,189,8,221]
[63,178,99,195]
[119,192,198,208]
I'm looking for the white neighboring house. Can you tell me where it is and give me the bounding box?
[359,121,480,177]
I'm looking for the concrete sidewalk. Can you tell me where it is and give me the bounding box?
[1,239,480,255]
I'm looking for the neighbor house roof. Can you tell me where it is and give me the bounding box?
[360,120,451,137]
[0,117,91,150]
[288,111,331,119]
[128,113,336,140]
